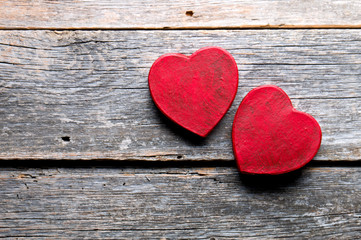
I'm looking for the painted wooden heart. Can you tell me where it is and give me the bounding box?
[232,85,322,174]
[148,47,238,137]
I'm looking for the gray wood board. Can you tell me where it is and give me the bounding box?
[0,30,360,161]
[0,166,360,239]
[1,0,361,29]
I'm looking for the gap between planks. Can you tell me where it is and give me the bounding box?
[0,159,360,169]
[1,25,361,31]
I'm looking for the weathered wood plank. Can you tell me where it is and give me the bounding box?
[0,166,360,239]
[0,30,360,161]
[0,0,361,29]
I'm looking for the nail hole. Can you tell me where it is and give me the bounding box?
[61,136,70,142]
[185,11,194,17]
[177,155,182,159]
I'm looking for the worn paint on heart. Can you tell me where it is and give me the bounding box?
[149,47,238,137]
[232,85,322,175]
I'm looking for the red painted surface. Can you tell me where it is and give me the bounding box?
[149,47,238,137]
[232,85,322,175]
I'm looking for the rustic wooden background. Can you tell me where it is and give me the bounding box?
[0,1,360,239]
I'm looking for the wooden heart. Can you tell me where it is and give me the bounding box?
[148,47,238,137]
[232,85,322,174]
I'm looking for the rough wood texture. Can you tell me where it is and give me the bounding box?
[1,30,360,161]
[0,166,360,239]
[1,1,360,239]
[1,0,361,29]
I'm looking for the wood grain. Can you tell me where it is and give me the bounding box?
[0,166,360,239]
[0,30,360,161]
[0,0,361,29]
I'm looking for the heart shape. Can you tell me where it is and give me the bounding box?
[232,85,322,174]
[148,47,238,137]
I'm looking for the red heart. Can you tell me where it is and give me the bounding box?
[148,47,238,137]
[232,85,322,174]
